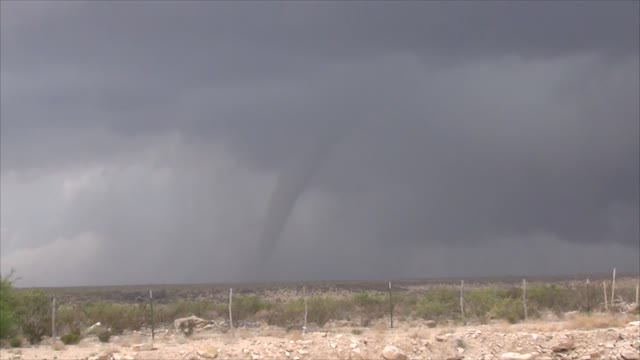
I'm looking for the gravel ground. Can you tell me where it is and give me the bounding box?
[2,314,639,360]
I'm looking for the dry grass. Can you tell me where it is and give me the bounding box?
[408,328,432,340]
[371,322,387,344]
[562,313,636,330]
[516,312,639,333]
[522,321,562,333]
[260,327,287,338]
[286,330,303,341]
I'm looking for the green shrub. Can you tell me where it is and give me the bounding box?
[415,288,459,320]
[15,290,51,344]
[179,320,196,336]
[392,293,418,320]
[232,295,271,321]
[60,330,82,345]
[156,299,223,322]
[97,330,112,343]
[82,303,146,335]
[55,305,87,336]
[0,273,18,339]
[266,299,304,328]
[353,292,386,308]
[490,297,523,324]
[465,287,510,322]
[352,292,387,322]
[307,296,351,326]
[9,336,22,348]
[526,283,572,315]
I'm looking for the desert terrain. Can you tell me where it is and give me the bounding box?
[2,276,639,360]
[2,314,639,360]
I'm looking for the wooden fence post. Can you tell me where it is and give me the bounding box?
[51,295,56,339]
[303,285,308,334]
[229,288,234,337]
[586,278,591,313]
[460,280,465,324]
[388,281,393,329]
[603,281,608,311]
[522,279,528,321]
[149,290,155,342]
[611,268,616,306]
[635,281,639,306]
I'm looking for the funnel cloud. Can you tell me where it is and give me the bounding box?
[259,119,356,271]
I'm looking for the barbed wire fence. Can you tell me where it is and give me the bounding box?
[13,270,640,344]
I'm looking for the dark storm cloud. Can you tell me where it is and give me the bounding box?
[1,1,638,285]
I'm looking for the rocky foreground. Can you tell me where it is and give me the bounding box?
[2,316,639,360]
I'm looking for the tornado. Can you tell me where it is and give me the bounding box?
[256,119,359,276]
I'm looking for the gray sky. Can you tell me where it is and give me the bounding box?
[1,1,638,287]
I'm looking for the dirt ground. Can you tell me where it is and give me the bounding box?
[2,314,639,360]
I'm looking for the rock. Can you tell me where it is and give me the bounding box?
[501,353,534,360]
[297,349,309,355]
[197,349,218,359]
[382,345,408,360]
[553,342,576,352]
[628,321,640,327]
[131,343,154,351]
[425,320,437,328]
[90,351,119,360]
[435,336,446,342]
[174,316,209,332]
[621,351,640,360]
[123,356,135,360]
[446,356,463,360]
[52,340,66,351]
[86,322,105,335]
[457,347,465,354]
[330,343,337,349]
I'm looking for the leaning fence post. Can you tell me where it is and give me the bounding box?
[460,280,465,324]
[51,295,56,339]
[388,281,393,329]
[611,268,616,306]
[229,288,234,337]
[635,281,639,307]
[586,278,591,313]
[603,281,608,311]
[302,285,308,334]
[522,279,528,321]
[149,290,155,342]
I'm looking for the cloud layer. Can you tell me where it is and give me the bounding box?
[1,1,638,286]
